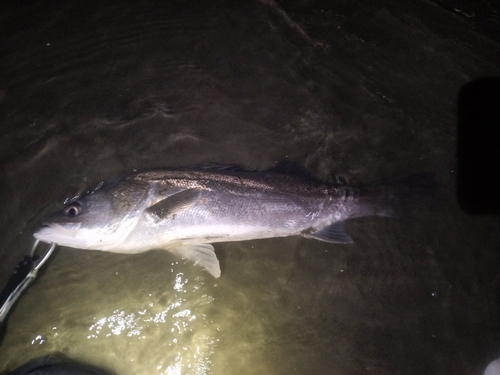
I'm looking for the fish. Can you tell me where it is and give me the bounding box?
[34,163,435,278]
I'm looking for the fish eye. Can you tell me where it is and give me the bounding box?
[64,202,81,217]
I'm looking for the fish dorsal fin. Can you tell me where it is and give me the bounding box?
[147,188,201,220]
[268,161,318,180]
[168,243,221,278]
[303,221,354,243]
[188,163,245,172]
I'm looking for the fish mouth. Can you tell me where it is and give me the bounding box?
[34,223,82,242]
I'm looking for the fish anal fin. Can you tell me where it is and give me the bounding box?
[303,221,354,244]
[147,188,201,220]
[168,243,221,278]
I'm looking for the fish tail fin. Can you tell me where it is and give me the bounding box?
[305,173,437,244]
[357,172,437,217]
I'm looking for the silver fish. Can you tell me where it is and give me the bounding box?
[34,164,433,278]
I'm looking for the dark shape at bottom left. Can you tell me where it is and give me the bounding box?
[7,354,113,375]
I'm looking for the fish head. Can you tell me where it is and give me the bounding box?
[34,179,150,250]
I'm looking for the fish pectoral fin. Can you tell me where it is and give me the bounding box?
[147,188,201,220]
[303,221,354,244]
[168,243,221,278]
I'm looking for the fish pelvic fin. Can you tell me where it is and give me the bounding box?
[303,221,354,243]
[168,243,221,278]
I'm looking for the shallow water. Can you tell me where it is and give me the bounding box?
[1,1,500,374]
